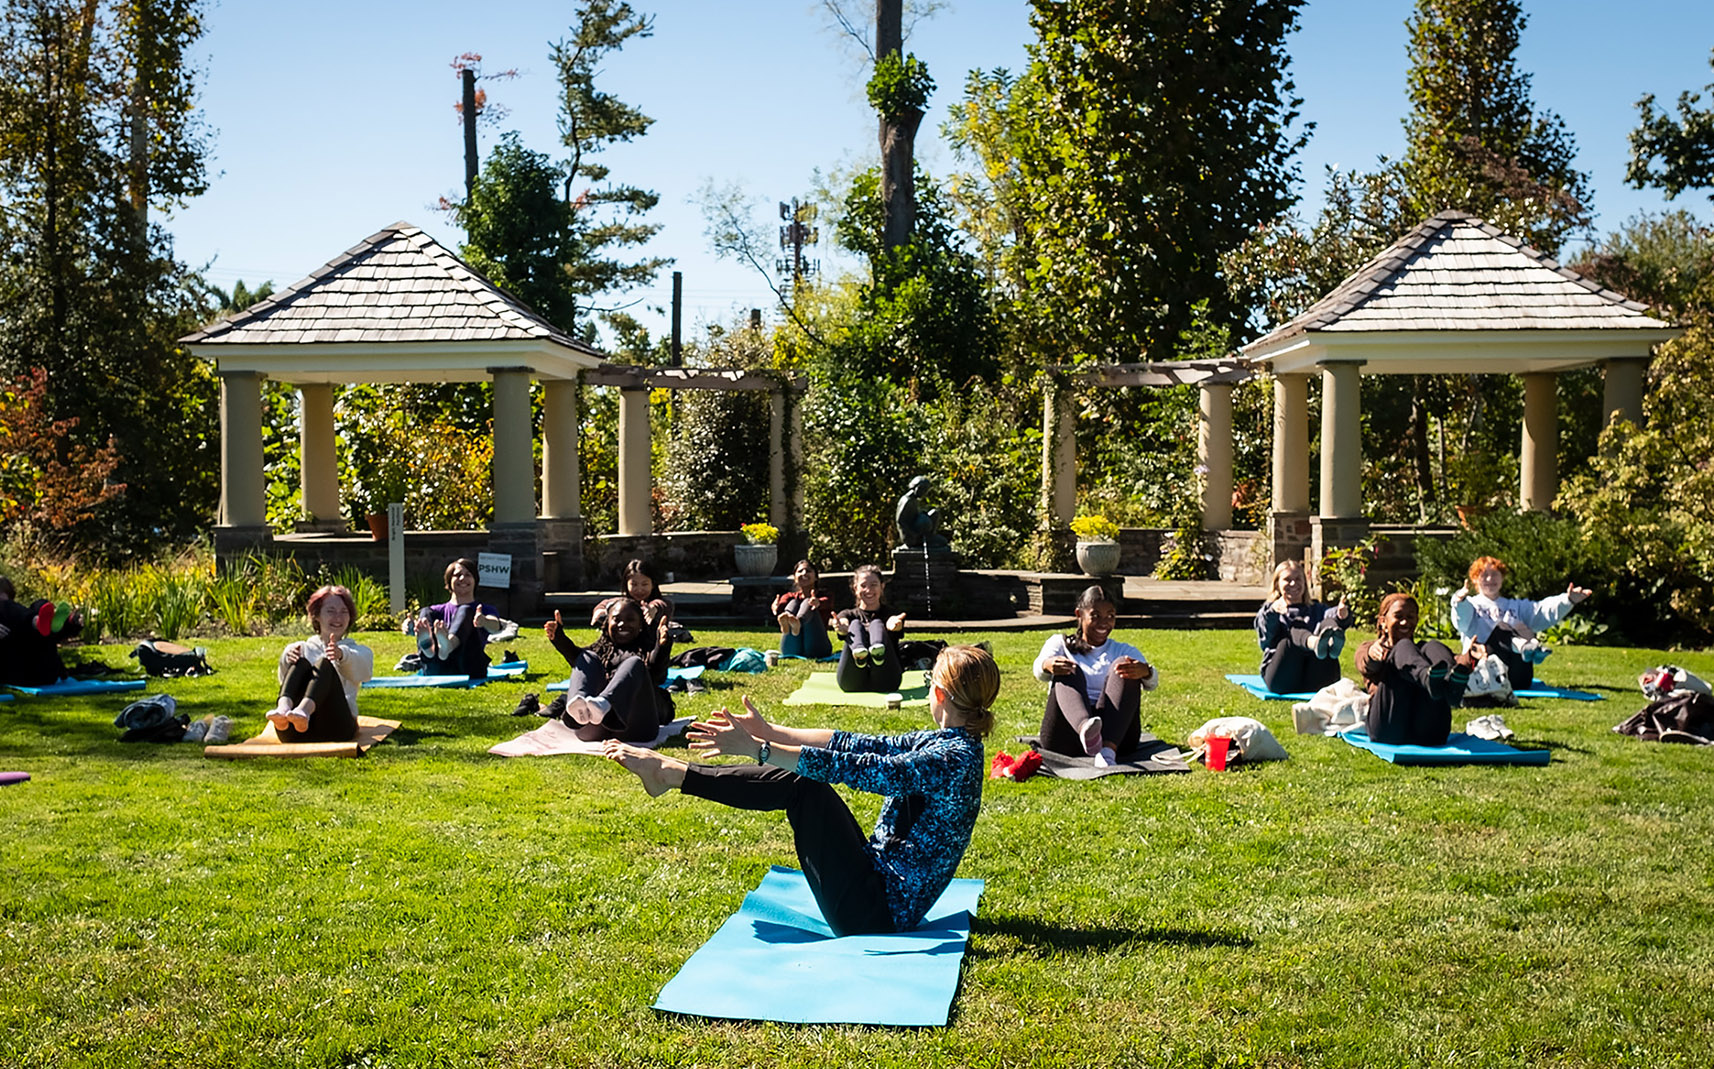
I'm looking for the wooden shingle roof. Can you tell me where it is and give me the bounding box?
[182,221,602,356]
[1243,210,1672,351]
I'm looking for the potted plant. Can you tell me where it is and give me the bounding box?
[1447,452,1506,529]
[1070,513,1122,576]
[734,520,780,577]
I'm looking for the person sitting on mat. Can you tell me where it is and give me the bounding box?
[267,585,374,742]
[1254,560,1351,695]
[1451,555,1592,691]
[591,558,674,630]
[835,564,906,694]
[545,597,675,742]
[773,559,833,660]
[0,575,85,686]
[1033,584,1157,766]
[1355,592,1483,747]
[406,558,503,679]
[604,644,999,936]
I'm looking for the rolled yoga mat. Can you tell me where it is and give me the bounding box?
[652,865,983,1026]
[363,661,528,689]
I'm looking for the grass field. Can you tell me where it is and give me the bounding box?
[3,626,1712,1068]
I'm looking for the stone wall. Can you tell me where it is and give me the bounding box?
[588,531,745,584]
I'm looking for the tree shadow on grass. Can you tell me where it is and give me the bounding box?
[969,914,1252,959]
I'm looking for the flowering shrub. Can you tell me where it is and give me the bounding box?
[741,521,779,545]
[1070,513,1120,542]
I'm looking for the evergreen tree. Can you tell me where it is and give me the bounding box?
[1006,0,1309,362]
[1400,0,1590,255]
[457,133,580,332]
[0,0,217,551]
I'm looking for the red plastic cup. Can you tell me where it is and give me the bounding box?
[1206,735,1230,771]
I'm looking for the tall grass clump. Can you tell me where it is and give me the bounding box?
[139,565,204,641]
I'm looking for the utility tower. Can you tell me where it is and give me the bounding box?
[777,199,820,292]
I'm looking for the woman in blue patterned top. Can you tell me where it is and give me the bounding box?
[605,645,999,936]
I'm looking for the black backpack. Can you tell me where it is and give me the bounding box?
[131,639,216,678]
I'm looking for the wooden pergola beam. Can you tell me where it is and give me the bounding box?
[1052,358,1252,389]
[583,366,808,392]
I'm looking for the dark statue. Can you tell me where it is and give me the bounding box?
[895,476,951,551]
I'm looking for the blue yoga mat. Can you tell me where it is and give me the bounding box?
[1513,684,1603,701]
[364,661,528,689]
[1224,673,1317,701]
[1343,729,1550,766]
[9,678,145,696]
[546,665,703,693]
[653,865,983,1026]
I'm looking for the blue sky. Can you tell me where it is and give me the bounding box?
[168,1,1714,343]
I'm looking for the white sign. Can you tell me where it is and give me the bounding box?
[477,552,513,589]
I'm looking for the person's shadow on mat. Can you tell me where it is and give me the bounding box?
[971,915,1252,957]
[863,939,966,956]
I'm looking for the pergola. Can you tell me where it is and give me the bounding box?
[1240,210,1679,562]
[183,222,803,601]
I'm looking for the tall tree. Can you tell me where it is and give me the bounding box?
[549,0,668,322]
[1627,48,1714,202]
[0,0,216,550]
[1400,0,1590,255]
[1006,0,1309,362]
[870,0,931,251]
[457,132,580,332]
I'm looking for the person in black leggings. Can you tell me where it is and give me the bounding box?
[545,598,675,742]
[604,646,1000,936]
[1355,593,1482,747]
[267,585,374,743]
[834,564,906,694]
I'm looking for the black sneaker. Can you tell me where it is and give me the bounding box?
[511,692,541,717]
[545,693,568,721]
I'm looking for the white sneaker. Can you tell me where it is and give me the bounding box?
[206,715,233,744]
[1077,716,1104,757]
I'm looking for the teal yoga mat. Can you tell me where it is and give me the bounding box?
[1512,684,1603,701]
[9,678,145,696]
[1224,673,1317,701]
[1342,729,1550,766]
[782,671,930,708]
[546,665,703,692]
[364,661,528,689]
[652,865,983,1026]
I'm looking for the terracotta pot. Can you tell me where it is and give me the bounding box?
[734,543,778,577]
[365,512,388,542]
[1075,540,1121,577]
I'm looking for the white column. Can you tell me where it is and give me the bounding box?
[1041,378,1076,525]
[1271,373,1310,514]
[1319,362,1362,519]
[1198,382,1234,530]
[768,389,787,528]
[1520,371,1558,512]
[1601,358,1647,429]
[490,368,535,524]
[617,386,652,536]
[218,369,266,528]
[540,378,581,519]
[298,383,340,523]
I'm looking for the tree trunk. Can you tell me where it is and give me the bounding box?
[875,0,914,253]
[462,67,478,204]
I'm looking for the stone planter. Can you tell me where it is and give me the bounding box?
[733,543,778,577]
[1075,540,1121,577]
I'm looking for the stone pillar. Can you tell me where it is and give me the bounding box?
[297,383,342,528]
[768,388,787,529]
[1319,362,1362,520]
[490,368,535,525]
[617,386,652,536]
[218,369,267,529]
[1601,358,1647,429]
[1040,377,1076,525]
[1271,373,1311,514]
[1198,382,1234,531]
[1520,371,1558,512]
[540,378,580,519]
[788,387,805,520]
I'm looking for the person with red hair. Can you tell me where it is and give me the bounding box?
[267,585,374,742]
[1451,556,1592,690]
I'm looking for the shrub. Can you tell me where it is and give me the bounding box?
[1070,514,1119,542]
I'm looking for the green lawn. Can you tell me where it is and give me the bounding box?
[3,627,1712,1068]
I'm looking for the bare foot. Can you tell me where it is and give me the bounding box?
[603,741,686,797]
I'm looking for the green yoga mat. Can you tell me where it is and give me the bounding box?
[781,671,929,708]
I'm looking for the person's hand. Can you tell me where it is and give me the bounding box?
[1270,597,1290,615]
[1567,582,1592,605]
[1114,656,1150,681]
[1336,594,1350,621]
[887,613,906,631]
[688,705,761,761]
[543,610,563,643]
[283,643,303,666]
[324,640,344,664]
[1469,641,1489,660]
[1451,586,1469,605]
[1049,656,1076,676]
[656,614,673,645]
[474,610,499,631]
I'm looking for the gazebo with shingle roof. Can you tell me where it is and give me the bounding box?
[183,222,806,603]
[1239,209,1680,563]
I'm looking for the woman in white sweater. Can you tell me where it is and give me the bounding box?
[1033,585,1157,765]
[267,585,374,742]
[1451,555,1590,690]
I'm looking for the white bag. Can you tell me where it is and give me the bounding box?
[1291,677,1369,736]
[1188,716,1289,762]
